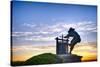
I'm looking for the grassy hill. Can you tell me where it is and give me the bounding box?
[11,53,84,66]
[11,53,57,66]
[24,53,57,65]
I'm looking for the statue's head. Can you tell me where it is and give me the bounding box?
[68,27,75,33]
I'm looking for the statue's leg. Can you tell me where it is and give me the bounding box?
[69,41,77,54]
[69,45,74,54]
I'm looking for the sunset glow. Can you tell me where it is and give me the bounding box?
[12,42,97,62]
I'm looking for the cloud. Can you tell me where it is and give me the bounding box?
[12,32,33,37]
[22,21,97,34]
[75,21,97,32]
[12,31,56,42]
[58,21,97,33]
[12,21,97,43]
[24,36,55,41]
[23,23,36,28]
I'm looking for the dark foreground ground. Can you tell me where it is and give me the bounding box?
[11,53,97,66]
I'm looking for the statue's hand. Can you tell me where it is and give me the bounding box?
[55,37,58,40]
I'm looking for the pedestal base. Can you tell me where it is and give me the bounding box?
[56,54,82,63]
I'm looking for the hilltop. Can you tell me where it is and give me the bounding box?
[11,53,57,66]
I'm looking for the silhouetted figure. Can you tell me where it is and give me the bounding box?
[64,27,81,54]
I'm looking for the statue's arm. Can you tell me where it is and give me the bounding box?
[64,32,73,38]
[64,34,69,38]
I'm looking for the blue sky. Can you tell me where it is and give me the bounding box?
[12,1,97,46]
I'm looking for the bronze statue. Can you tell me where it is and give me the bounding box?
[64,27,81,54]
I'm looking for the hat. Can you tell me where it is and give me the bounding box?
[68,27,75,32]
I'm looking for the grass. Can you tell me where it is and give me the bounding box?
[11,53,57,66]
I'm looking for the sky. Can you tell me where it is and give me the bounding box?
[12,1,97,46]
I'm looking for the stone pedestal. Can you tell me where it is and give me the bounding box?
[56,54,82,63]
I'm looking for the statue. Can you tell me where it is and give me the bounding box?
[64,27,81,54]
[56,27,81,55]
[56,28,82,63]
[55,27,82,63]
[55,28,82,63]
